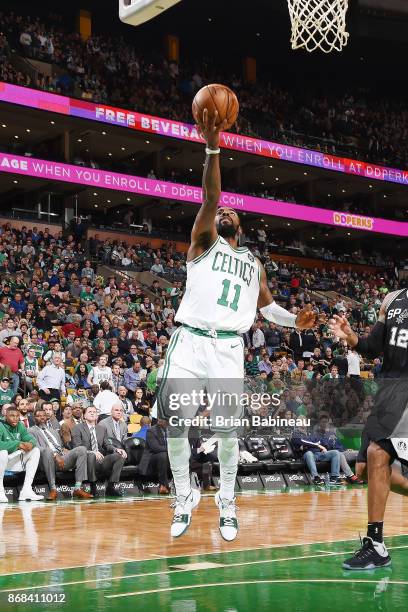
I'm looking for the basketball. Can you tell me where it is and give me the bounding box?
[192,84,239,130]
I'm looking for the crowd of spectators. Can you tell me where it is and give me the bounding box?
[94,226,397,276]
[1,10,408,169]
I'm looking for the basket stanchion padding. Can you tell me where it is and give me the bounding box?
[119,0,182,26]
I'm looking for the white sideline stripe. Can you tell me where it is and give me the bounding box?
[1,532,407,579]
[315,550,337,554]
[0,553,331,592]
[3,545,408,594]
[105,578,408,599]
[170,562,224,571]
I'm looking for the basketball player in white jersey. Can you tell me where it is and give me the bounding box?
[160,109,318,541]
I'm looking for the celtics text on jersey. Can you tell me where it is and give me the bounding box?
[175,236,260,333]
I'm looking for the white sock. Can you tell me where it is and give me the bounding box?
[218,437,239,501]
[167,437,191,497]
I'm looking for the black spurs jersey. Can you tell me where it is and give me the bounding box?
[358,290,408,444]
[380,289,408,378]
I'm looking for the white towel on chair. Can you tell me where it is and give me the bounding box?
[239,450,258,464]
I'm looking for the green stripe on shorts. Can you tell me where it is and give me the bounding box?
[157,327,182,419]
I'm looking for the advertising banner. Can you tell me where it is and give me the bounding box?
[1,152,407,236]
[2,82,408,186]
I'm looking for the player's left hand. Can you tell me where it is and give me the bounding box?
[295,304,318,330]
[328,314,353,339]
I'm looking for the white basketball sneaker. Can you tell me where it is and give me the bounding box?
[215,492,238,541]
[19,488,44,502]
[170,489,201,537]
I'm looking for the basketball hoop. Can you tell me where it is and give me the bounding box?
[119,0,181,26]
[287,0,350,53]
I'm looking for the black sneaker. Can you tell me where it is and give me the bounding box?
[343,537,391,570]
[90,484,99,499]
[330,476,343,486]
[313,475,325,486]
[106,484,124,497]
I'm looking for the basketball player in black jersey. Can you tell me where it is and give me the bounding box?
[330,289,408,569]
[355,427,408,498]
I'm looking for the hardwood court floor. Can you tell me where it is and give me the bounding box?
[0,488,408,611]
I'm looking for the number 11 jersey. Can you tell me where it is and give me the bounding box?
[175,236,260,333]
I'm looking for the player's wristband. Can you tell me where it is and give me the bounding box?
[205,147,220,155]
[260,302,297,328]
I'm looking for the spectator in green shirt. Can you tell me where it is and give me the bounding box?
[0,405,43,502]
[0,377,14,406]
[0,248,8,269]
[80,285,94,303]
[245,352,260,376]
[146,359,164,394]
[362,371,379,398]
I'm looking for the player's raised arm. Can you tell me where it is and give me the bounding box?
[257,260,317,330]
[188,109,228,262]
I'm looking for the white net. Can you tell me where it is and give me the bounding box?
[287,0,349,53]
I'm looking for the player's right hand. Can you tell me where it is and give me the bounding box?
[295,304,317,329]
[195,109,228,150]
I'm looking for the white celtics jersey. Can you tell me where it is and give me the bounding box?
[175,236,260,333]
[90,365,112,384]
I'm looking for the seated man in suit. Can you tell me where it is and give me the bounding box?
[72,405,126,497]
[138,419,171,495]
[98,403,128,447]
[60,404,84,449]
[42,402,60,431]
[99,403,149,466]
[29,407,93,501]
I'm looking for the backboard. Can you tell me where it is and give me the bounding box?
[119,0,182,26]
